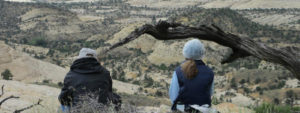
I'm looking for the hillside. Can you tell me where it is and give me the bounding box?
[127,0,300,9]
[0,41,67,83]
[126,0,204,8]
[5,0,300,10]
[172,8,300,43]
[200,0,300,9]
[238,9,300,30]
[0,1,120,52]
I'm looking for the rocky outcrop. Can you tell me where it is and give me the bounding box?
[0,80,60,113]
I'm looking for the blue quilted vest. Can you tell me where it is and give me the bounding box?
[175,60,214,106]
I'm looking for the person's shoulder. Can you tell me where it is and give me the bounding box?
[205,65,213,71]
[99,66,110,75]
[64,71,75,82]
[174,65,182,72]
[200,65,214,74]
[65,71,74,77]
[102,65,109,71]
[206,66,214,75]
[175,65,181,70]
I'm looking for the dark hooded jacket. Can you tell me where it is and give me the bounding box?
[58,58,112,106]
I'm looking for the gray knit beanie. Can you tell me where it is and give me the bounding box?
[78,48,97,59]
[182,39,205,60]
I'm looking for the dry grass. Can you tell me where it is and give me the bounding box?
[26,93,139,113]
[66,93,137,113]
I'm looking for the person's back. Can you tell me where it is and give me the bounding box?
[175,60,214,106]
[169,39,214,112]
[63,57,112,105]
[58,48,115,111]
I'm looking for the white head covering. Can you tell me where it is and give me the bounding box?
[182,39,205,60]
[78,48,97,59]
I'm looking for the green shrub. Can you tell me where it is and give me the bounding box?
[144,76,154,87]
[254,103,293,113]
[243,87,251,94]
[34,81,61,88]
[212,96,220,105]
[285,90,296,106]
[239,79,246,84]
[159,64,167,70]
[255,78,261,84]
[277,81,286,88]
[273,98,280,105]
[138,87,143,92]
[57,82,63,87]
[292,107,300,112]
[43,79,51,83]
[29,37,47,47]
[230,78,237,90]
[132,80,140,85]
[259,90,264,95]
[111,69,117,79]
[47,49,55,57]
[155,90,163,97]
[256,87,261,91]
[1,69,13,80]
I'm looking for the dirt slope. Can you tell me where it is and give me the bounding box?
[201,0,300,9]
[0,41,68,83]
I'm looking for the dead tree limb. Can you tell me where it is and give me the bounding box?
[0,85,4,98]
[13,99,43,113]
[0,85,20,108]
[0,85,41,112]
[105,21,300,80]
[0,95,20,107]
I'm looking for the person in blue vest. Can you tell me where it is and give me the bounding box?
[169,39,214,112]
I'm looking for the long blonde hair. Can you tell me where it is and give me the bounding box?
[181,59,198,79]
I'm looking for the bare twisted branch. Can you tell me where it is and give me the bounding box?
[0,85,4,98]
[14,99,43,113]
[0,95,20,107]
[105,21,300,80]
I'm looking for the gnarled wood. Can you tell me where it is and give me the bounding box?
[0,95,20,107]
[0,85,42,112]
[0,85,4,98]
[13,99,43,113]
[0,85,20,108]
[105,21,300,80]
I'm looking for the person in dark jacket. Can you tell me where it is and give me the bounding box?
[169,39,214,112]
[58,48,120,112]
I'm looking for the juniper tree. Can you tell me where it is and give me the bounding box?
[1,69,13,80]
